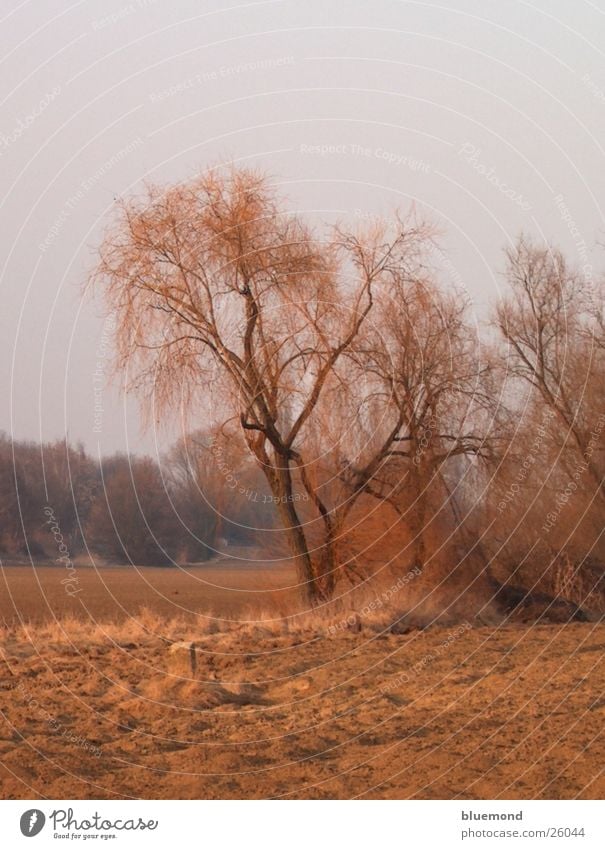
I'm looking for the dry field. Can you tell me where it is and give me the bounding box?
[0,561,299,626]
[0,564,603,799]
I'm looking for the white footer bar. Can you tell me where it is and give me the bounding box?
[0,800,603,847]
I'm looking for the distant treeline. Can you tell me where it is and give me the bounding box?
[0,430,278,566]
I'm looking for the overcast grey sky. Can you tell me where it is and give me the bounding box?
[1,0,605,460]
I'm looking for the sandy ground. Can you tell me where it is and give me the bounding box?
[0,619,603,799]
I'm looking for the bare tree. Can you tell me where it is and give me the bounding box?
[163,427,277,560]
[162,432,221,561]
[353,260,495,571]
[495,236,605,504]
[92,168,433,603]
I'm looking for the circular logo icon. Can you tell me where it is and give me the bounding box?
[19,809,46,837]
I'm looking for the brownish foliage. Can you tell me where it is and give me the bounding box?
[92,166,499,605]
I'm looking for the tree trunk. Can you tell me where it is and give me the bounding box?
[316,529,339,600]
[409,465,427,572]
[272,460,320,605]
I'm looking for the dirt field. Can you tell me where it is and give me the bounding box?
[0,561,298,627]
[0,601,603,798]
